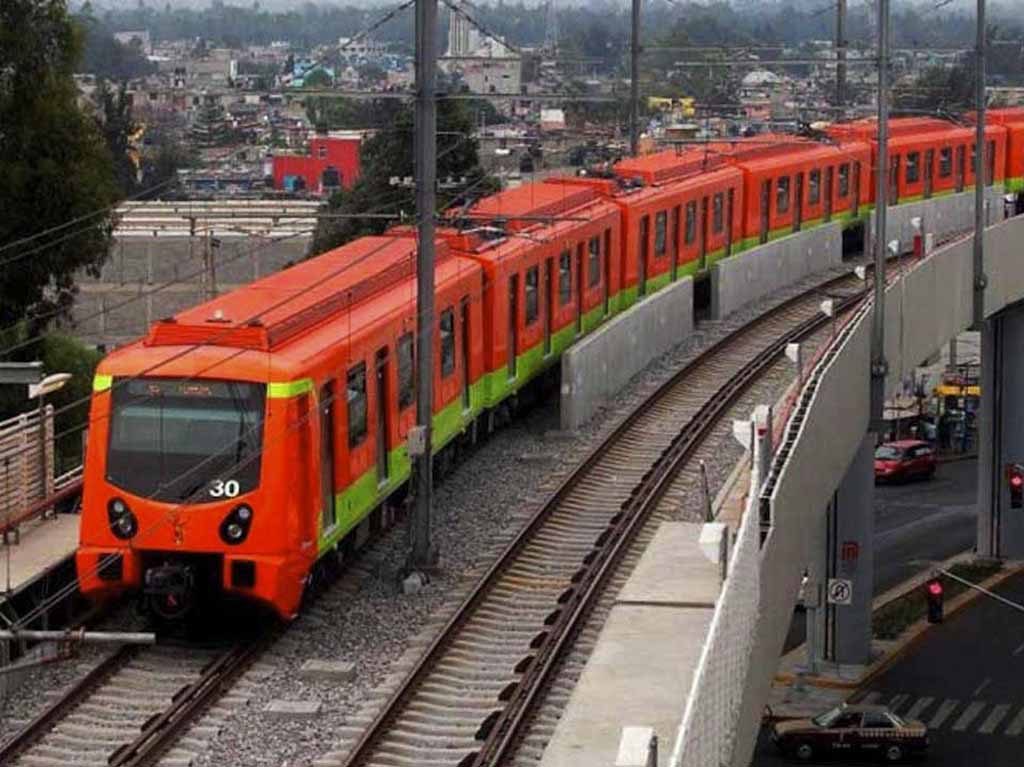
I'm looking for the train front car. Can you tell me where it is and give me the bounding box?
[78,341,315,623]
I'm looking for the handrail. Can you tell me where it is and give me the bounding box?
[0,479,83,538]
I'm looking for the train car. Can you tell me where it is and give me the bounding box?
[827,117,1007,205]
[433,181,623,411]
[982,108,1024,210]
[77,236,485,621]
[709,135,872,248]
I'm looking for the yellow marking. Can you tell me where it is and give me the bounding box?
[268,379,313,398]
[93,374,113,392]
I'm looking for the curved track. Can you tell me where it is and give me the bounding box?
[337,269,872,767]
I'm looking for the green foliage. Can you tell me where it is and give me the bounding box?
[311,99,496,254]
[302,68,333,88]
[0,0,120,328]
[894,64,975,114]
[97,80,139,196]
[74,5,156,81]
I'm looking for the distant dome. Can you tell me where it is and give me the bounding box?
[742,70,783,87]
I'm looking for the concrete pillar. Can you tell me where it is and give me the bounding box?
[976,304,1024,558]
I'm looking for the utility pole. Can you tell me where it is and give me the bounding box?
[630,0,641,156]
[836,0,847,109]
[870,0,890,431]
[409,0,439,573]
[973,0,987,329]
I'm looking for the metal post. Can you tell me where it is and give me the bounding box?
[836,0,847,108]
[973,0,987,329]
[630,0,641,156]
[870,0,890,431]
[409,0,439,572]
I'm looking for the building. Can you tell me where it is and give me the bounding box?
[114,30,152,55]
[271,131,364,195]
[444,8,521,98]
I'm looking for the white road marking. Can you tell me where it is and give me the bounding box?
[979,704,1011,734]
[904,696,934,720]
[929,699,960,728]
[861,691,883,704]
[953,701,987,731]
[974,677,993,697]
[1005,707,1024,736]
[888,693,910,712]
[1014,641,1024,656]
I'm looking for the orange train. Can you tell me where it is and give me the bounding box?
[77,115,1022,620]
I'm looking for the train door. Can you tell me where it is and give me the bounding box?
[725,188,735,256]
[824,167,834,222]
[987,140,996,186]
[700,197,709,270]
[889,155,900,204]
[374,349,389,484]
[670,206,680,281]
[543,258,553,355]
[575,245,584,333]
[460,300,472,411]
[638,216,649,297]
[793,172,804,232]
[508,274,518,378]
[956,146,966,192]
[924,149,934,199]
[319,381,336,531]
[602,229,611,315]
[760,180,771,244]
[852,162,861,216]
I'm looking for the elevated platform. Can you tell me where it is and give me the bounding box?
[1,513,78,595]
[539,522,721,767]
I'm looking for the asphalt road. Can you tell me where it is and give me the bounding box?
[784,458,979,652]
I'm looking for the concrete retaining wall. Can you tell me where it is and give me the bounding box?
[561,277,694,430]
[710,224,842,321]
[71,233,310,347]
[869,187,1006,255]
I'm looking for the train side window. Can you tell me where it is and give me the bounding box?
[777,177,790,214]
[939,147,953,178]
[838,164,850,197]
[906,152,920,184]
[524,267,539,325]
[654,211,667,257]
[346,363,367,448]
[397,332,414,411]
[809,170,821,205]
[558,250,571,305]
[712,193,724,233]
[971,143,977,172]
[987,140,996,185]
[684,201,697,244]
[588,237,601,286]
[440,307,456,375]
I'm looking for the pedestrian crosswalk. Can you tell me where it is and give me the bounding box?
[860,691,1024,737]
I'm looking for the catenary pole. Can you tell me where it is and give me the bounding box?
[870,0,890,430]
[973,0,987,328]
[630,0,641,156]
[836,0,847,108]
[410,0,439,572]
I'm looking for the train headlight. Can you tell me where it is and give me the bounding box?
[219,504,253,545]
[107,498,138,540]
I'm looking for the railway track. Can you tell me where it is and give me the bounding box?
[0,638,266,767]
[335,268,873,767]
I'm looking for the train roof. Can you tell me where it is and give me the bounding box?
[464,181,601,232]
[144,236,451,353]
[827,117,976,140]
[613,147,726,185]
[981,108,1024,126]
[707,135,867,173]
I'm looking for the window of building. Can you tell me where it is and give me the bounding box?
[440,308,456,376]
[397,333,414,410]
[777,177,791,214]
[525,267,539,325]
[559,250,571,305]
[685,201,697,244]
[838,164,850,197]
[939,147,953,178]
[346,363,367,447]
[906,152,920,184]
[713,193,724,233]
[809,170,821,205]
[588,237,601,287]
[654,211,667,256]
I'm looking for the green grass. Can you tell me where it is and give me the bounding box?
[872,560,1003,640]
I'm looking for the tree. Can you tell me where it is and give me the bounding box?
[0,0,120,330]
[311,99,497,254]
[97,80,139,196]
[894,63,974,114]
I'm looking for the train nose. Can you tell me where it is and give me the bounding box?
[144,562,197,621]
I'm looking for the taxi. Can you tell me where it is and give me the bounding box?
[770,702,928,762]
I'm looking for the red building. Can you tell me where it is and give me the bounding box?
[271,131,364,195]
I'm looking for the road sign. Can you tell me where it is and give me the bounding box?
[827,578,853,605]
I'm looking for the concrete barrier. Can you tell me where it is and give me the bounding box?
[869,187,1006,255]
[561,277,693,430]
[710,224,842,321]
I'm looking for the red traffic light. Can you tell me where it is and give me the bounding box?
[927,580,943,596]
[1012,474,1023,489]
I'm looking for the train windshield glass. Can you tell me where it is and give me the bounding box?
[106,378,266,503]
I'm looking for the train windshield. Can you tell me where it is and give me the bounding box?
[106,378,266,503]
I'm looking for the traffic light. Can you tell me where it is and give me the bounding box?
[926,577,944,624]
[1010,464,1024,509]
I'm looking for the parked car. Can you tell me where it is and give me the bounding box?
[874,439,937,483]
[771,703,928,762]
